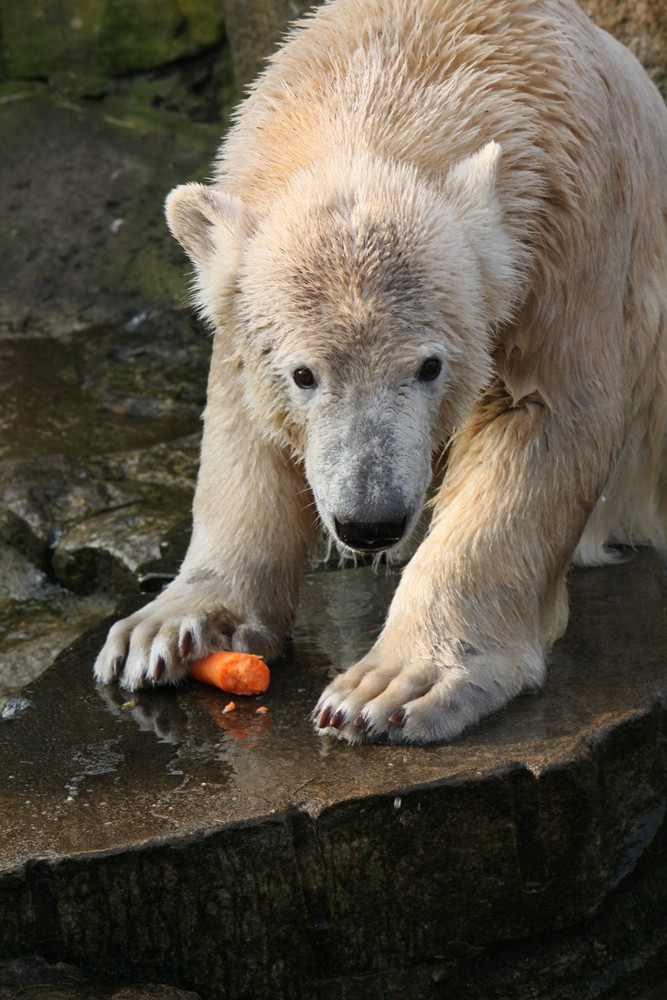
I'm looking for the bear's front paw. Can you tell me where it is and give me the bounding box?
[313,636,545,744]
[93,576,282,690]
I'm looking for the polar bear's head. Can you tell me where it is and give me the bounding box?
[166,143,519,553]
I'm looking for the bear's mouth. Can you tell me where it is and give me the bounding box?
[333,517,407,552]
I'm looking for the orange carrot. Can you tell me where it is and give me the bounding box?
[189,651,270,695]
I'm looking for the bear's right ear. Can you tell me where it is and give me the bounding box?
[164,183,252,270]
[442,141,501,212]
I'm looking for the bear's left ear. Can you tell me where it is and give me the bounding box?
[442,141,501,209]
[165,183,253,270]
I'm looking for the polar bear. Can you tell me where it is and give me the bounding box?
[94,0,667,744]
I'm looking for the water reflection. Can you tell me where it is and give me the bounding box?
[94,564,401,758]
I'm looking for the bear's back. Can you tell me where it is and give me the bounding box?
[215,0,639,204]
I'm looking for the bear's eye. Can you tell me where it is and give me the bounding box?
[293,367,317,389]
[417,357,442,382]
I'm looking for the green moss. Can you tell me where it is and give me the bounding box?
[0,80,43,100]
[0,0,224,80]
[99,0,224,75]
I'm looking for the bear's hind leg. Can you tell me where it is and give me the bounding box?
[575,335,667,565]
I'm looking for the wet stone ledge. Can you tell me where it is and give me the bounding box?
[1,549,667,999]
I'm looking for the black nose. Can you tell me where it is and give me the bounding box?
[334,518,407,552]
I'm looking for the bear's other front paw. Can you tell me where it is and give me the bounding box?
[93,578,282,690]
[313,639,545,744]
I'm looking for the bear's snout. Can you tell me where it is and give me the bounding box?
[334,516,407,552]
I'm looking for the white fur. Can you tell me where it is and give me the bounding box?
[95,0,667,746]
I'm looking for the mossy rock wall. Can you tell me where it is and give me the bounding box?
[220,0,311,90]
[0,0,225,82]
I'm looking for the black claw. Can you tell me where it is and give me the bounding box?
[353,713,372,732]
[330,709,347,730]
[317,706,333,729]
[180,630,194,659]
[388,707,407,727]
[154,656,166,681]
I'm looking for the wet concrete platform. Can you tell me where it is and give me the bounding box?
[1,549,667,999]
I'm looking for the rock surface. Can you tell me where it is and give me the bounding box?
[221,0,311,88]
[1,550,667,998]
[0,955,201,1000]
[0,89,218,336]
[0,88,215,707]
[0,0,224,83]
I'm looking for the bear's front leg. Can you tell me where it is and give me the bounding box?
[315,390,614,743]
[313,541,552,744]
[94,340,317,690]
